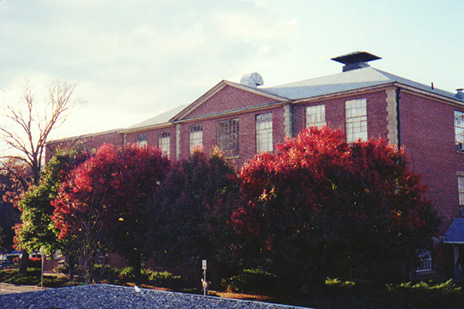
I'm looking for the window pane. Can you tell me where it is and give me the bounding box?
[455,111,464,147]
[189,125,203,153]
[217,119,239,157]
[306,105,326,128]
[345,98,367,142]
[458,176,464,206]
[136,134,147,147]
[256,113,273,153]
[158,132,170,157]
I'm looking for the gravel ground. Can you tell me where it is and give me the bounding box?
[0,284,310,308]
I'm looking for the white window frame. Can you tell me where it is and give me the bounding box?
[306,105,326,128]
[458,176,464,207]
[345,98,367,142]
[454,111,464,150]
[158,132,170,157]
[256,113,273,153]
[416,250,432,273]
[189,125,203,153]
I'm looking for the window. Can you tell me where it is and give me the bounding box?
[256,113,273,153]
[136,134,147,147]
[189,125,202,153]
[345,98,367,142]
[306,105,326,128]
[458,176,464,206]
[416,251,432,272]
[455,111,464,150]
[217,119,239,157]
[158,132,170,157]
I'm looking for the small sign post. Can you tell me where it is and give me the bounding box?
[202,259,207,296]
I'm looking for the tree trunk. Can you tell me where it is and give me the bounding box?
[18,250,29,274]
[68,254,75,281]
[132,249,141,285]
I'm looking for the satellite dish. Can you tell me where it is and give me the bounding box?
[240,72,264,88]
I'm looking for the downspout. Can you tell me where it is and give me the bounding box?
[396,88,402,149]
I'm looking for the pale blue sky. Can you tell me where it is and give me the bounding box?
[0,0,462,140]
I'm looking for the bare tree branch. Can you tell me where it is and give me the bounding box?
[0,80,81,185]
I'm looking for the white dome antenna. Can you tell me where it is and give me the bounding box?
[240,72,264,88]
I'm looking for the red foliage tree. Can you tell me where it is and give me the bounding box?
[52,143,171,282]
[232,127,440,289]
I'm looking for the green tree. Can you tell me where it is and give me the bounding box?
[15,147,88,279]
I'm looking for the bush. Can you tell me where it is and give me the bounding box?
[386,279,461,293]
[4,274,40,285]
[384,279,464,308]
[325,277,355,288]
[92,264,120,283]
[321,277,356,297]
[0,269,16,282]
[53,264,68,275]
[220,268,280,295]
[143,269,184,289]
[118,267,136,283]
[41,277,69,287]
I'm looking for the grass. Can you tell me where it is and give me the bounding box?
[1,267,463,308]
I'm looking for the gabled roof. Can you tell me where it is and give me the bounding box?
[170,80,288,122]
[444,217,464,244]
[260,67,457,101]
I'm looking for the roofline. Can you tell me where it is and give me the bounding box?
[118,122,173,134]
[290,80,464,107]
[170,80,289,122]
[443,241,464,244]
[47,128,123,144]
[172,100,291,124]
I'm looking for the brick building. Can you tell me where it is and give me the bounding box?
[46,52,464,278]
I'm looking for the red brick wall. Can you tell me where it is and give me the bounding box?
[45,130,124,161]
[125,125,176,158]
[400,91,464,231]
[178,106,287,167]
[186,85,279,118]
[292,90,389,140]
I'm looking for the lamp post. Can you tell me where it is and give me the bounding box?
[40,249,44,288]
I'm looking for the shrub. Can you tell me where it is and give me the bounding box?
[143,269,184,289]
[0,269,16,282]
[386,279,461,293]
[53,264,69,275]
[41,277,69,287]
[220,268,279,295]
[118,267,136,283]
[4,274,40,285]
[325,277,355,288]
[322,277,356,297]
[92,264,120,283]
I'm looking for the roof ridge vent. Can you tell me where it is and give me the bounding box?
[456,88,464,101]
[240,72,264,88]
[331,51,381,72]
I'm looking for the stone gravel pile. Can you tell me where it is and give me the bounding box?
[0,284,310,308]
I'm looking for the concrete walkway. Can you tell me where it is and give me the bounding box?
[0,283,46,294]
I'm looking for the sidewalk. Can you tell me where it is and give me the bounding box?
[0,283,47,294]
